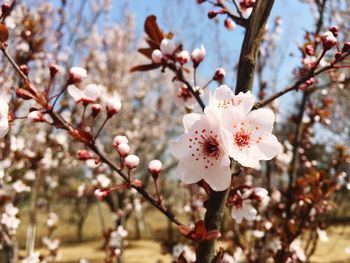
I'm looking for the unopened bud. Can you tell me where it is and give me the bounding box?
[151,49,163,64]
[148,159,162,179]
[305,44,314,56]
[213,67,226,81]
[1,3,11,16]
[321,31,337,50]
[91,103,101,117]
[342,42,350,53]
[224,18,236,31]
[106,97,122,117]
[125,154,140,170]
[20,65,29,76]
[94,188,109,200]
[117,143,130,157]
[69,67,87,84]
[49,64,59,78]
[191,45,206,67]
[177,50,190,65]
[329,26,339,37]
[208,10,217,19]
[113,135,129,148]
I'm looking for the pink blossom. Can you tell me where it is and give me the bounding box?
[174,82,196,108]
[28,111,48,122]
[321,31,337,50]
[160,38,176,56]
[148,159,162,178]
[177,50,190,65]
[231,191,257,223]
[68,84,102,104]
[170,108,231,191]
[106,97,122,116]
[113,135,129,148]
[213,68,226,81]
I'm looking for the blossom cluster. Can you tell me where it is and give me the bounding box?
[170,85,282,191]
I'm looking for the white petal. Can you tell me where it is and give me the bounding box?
[169,134,191,159]
[246,108,275,134]
[0,120,9,139]
[183,113,202,132]
[231,207,244,224]
[242,202,257,221]
[84,84,101,101]
[0,97,9,116]
[176,159,204,184]
[231,147,261,168]
[257,135,282,160]
[236,91,256,115]
[203,161,231,191]
[67,85,83,102]
[212,85,234,100]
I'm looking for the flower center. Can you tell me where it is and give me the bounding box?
[234,129,251,148]
[187,129,221,169]
[201,135,220,159]
[177,85,192,101]
[217,98,242,109]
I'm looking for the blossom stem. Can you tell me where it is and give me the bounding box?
[154,179,162,205]
[94,115,109,140]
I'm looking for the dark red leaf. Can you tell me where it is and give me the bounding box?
[0,24,9,43]
[144,15,163,45]
[138,48,153,59]
[129,64,160,73]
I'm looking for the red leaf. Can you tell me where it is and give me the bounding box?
[129,64,160,73]
[0,24,9,43]
[144,15,163,45]
[69,129,93,144]
[138,48,153,59]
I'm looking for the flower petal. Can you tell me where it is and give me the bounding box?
[246,108,275,134]
[203,161,231,191]
[176,159,204,184]
[183,113,202,132]
[257,134,282,160]
[67,85,83,102]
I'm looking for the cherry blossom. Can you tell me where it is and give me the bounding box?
[177,50,190,65]
[68,84,102,104]
[113,135,129,148]
[221,107,282,168]
[230,190,257,223]
[170,108,231,191]
[0,97,9,139]
[148,159,162,177]
[106,96,122,116]
[321,30,337,50]
[28,111,48,122]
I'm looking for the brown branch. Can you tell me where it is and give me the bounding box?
[218,0,248,28]
[235,0,275,94]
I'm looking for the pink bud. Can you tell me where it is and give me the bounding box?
[77,150,93,160]
[342,42,350,53]
[160,39,176,56]
[91,103,101,117]
[224,18,236,31]
[151,49,163,64]
[117,143,130,157]
[321,31,337,50]
[49,64,59,78]
[305,45,314,56]
[69,67,87,84]
[208,10,217,19]
[191,45,206,67]
[133,179,143,187]
[177,50,190,65]
[2,3,11,16]
[213,67,226,81]
[113,135,129,148]
[329,26,339,37]
[28,111,47,122]
[20,65,29,75]
[94,188,109,200]
[106,97,122,117]
[125,154,140,170]
[148,159,162,179]
[196,0,205,4]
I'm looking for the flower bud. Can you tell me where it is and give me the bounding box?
[196,0,205,4]
[77,149,93,160]
[321,31,337,50]
[208,10,217,19]
[20,64,29,75]
[117,143,130,157]
[94,188,109,200]
[342,42,350,53]
[160,39,176,56]
[213,67,226,81]
[253,188,269,202]
[125,154,140,170]
[91,103,101,117]
[191,45,206,67]
[113,135,129,148]
[305,44,314,56]
[177,50,190,65]
[148,159,162,179]
[151,49,163,64]
[69,67,87,84]
[329,26,339,37]
[2,3,11,17]
[106,97,122,117]
[224,18,236,31]
[335,52,342,60]
[49,64,59,78]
